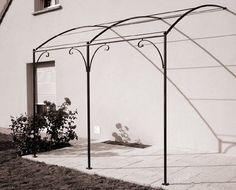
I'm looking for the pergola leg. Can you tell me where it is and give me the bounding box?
[86,42,92,170]
[162,33,169,186]
[33,49,36,119]
[32,49,37,158]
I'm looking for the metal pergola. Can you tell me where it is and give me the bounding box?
[32,4,235,185]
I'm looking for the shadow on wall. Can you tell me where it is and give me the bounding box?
[112,123,131,143]
[111,22,236,153]
[218,135,236,153]
[112,123,142,144]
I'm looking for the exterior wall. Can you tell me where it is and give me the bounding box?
[0,0,236,153]
[0,0,8,11]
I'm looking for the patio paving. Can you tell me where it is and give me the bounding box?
[24,139,236,190]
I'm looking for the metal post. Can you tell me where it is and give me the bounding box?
[162,33,169,186]
[86,42,92,169]
[33,49,36,118]
[32,49,37,158]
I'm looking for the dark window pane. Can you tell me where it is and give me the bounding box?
[44,0,51,8]
[37,104,46,114]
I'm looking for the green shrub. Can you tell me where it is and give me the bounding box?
[10,98,78,156]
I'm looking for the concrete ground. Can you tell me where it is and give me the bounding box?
[23,139,236,190]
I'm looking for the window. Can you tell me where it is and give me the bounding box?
[36,62,56,113]
[33,0,61,15]
[26,61,56,115]
[43,0,59,8]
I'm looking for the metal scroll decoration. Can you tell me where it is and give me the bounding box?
[36,50,50,63]
[68,43,110,72]
[89,43,110,70]
[137,39,164,68]
[69,47,87,69]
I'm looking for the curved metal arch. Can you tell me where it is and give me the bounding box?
[137,39,164,68]
[36,50,50,63]
[90,15,161,43]
[166,4,226,34]
[69,47,87,70]
[36,25,108,51]
[35,4,227,51]
[89,43,110,70]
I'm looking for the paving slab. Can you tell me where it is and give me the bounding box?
[24,139,236,190]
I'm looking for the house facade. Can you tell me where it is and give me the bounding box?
[0,0,236,154]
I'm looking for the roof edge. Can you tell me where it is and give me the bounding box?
[0,0,13,26]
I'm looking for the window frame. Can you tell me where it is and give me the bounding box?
[33,0,62,16]
[26,61,56,115]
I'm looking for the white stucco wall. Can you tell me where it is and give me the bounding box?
[0,0,235,153]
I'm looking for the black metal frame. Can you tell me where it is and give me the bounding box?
[32,4,234,185]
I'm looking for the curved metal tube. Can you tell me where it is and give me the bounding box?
[35,4,227,51]
[89,44,110,69]
[226,8,236,16]
[166,4,226,34]
[36,50,49,63]
[35,4,227,52]
[138,39,164,68]
[90,4,226,43]
[69,47,87,70]
[36,25,108,51]
[90,15,161,43]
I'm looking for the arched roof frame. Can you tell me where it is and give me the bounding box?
[35,4,227,52]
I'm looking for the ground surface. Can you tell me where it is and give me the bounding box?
[0,132,161,190]
[24,137,236,190]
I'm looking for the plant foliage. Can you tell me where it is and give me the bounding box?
[10,98,78,155]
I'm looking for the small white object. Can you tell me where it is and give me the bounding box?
[94,126,101,134]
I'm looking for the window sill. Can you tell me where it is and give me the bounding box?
[33,4,62,16]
